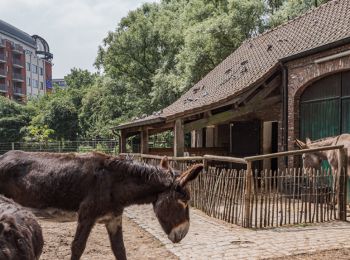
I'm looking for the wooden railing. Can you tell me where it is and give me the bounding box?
[121,145,348,228]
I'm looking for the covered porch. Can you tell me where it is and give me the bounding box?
[116,74,282,171]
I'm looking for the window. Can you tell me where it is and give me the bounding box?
[32,79,38,88]
[26,62,30,71]
[32,65,38,74]
[39,67,43,76]
[40,82,44,90]
[27,77,31,86]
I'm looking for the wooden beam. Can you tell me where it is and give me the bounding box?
[174,119,184,157]
[119,130,127,153]
[245,76,280,104]
[140,129,149,154]
[184,96,281,133]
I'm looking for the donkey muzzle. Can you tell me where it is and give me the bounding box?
[167,221,190,243]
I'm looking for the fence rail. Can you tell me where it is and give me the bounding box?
[0,140,119,155]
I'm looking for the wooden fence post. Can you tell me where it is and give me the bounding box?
[11,142,14,150]
[338,147,348,221]
[244,161,253,227]
[203,158,208,173]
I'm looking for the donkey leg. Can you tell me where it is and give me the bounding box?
[71,219,95,260]
[106,214,126,260]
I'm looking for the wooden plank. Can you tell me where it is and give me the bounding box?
[140,129,149,154]
[245,145,344,162]
[119,130,127,153]
[174,119,184,157]
[337,147,348,221]
[183,96,281,133]
[203,155,246,165]
[245,75,281,104]
[244,162,253,227]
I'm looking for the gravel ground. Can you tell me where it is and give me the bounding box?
[39,217,178,260]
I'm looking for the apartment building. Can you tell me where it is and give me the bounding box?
[0,19,53,102]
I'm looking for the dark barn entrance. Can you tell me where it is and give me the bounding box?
[299,70,350,201]
[231,121,261,170]
[300,71,350,140]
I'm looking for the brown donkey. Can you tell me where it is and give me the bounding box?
[296,134,350,175]
[0,151,203,260]
[0,195,44,260]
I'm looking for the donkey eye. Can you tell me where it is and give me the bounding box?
[175,186,186,197]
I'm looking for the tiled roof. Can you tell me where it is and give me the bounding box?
[0,20,36,48]
[118,0,350,130]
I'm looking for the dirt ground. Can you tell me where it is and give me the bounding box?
[39,215,350,260]
[39,217,178,260]
[271,248,350,260]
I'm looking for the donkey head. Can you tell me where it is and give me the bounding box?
[0,220,34,260]
[296,138,323,169]
[153,157,203,243]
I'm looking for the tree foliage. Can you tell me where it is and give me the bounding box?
[268,0,330,27]
[1,0,329,142]
[0,96,32,142]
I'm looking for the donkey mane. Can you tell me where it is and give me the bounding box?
[309,136,336,147]
[106,158,173,186]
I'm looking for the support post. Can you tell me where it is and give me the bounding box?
[140,129,149,154]
[174,119,184,157]
[244,161,253,228]
[203,157,208,173]
[119,130,127,154]
[337,147,348,221]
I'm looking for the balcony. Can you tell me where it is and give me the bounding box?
[0,84,7,93]
[13,86,24,96]
[0,68,6,78]
[12,58,23,68]
[12,73,24,82]
[0,53,5,63]
[12,44,23,54]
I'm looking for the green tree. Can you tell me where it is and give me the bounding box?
[0,96,32,143]
[64,68,97,90]
[23,125,55,143]
[268,0,330,27]
[96,0,265,116]
[79,77,128,138]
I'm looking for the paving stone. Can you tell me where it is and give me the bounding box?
[125,205,350,259]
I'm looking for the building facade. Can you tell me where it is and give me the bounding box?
[116,0,350,171]
[52,78,67,88]
[0,20,53,102]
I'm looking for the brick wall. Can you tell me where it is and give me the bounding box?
[285,43,350,166]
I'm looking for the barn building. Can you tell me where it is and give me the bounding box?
[116,0,350,169]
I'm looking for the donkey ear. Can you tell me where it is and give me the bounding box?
[295,139,307,149]
[177,164,203,187]
[160,156,169,170]
[306,137,312,145]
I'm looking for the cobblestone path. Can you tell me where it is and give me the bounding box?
[125,205,350,260]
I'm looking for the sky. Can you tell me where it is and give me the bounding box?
[0,0,158,78]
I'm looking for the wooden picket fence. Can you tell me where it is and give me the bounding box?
[121,145,347,229]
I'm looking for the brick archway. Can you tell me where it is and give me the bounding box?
[286,45,350,161]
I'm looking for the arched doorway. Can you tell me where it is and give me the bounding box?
[300,71,350,201]
[300,71,350,141]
